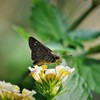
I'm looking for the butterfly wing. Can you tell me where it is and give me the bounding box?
[29,37,54,64]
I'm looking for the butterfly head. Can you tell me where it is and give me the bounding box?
[51,52,60,63]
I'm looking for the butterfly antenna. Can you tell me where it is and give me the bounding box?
[61,54,73,57]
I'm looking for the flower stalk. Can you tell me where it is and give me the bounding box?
[47,96,55,100]
[29,64,75,100]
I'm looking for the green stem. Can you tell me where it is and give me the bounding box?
[47,97,55,100]
[67,4,97,32]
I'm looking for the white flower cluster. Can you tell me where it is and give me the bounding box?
[29,65,75,83]
[0,81,36,100]
[29,64,75,99]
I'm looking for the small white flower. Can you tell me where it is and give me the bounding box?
[28,66,42,82]
[55,65,75,82]
[28,65,42,74]
[45,69,56,74]
[22,89,36,95]
[0,81,20,93]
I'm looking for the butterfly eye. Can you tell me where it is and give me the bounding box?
[55,56,60,59]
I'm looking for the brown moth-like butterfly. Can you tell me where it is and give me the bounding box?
[29,37,60,65]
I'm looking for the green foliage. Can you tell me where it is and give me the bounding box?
[56,73,91,100]
[68,56,100,94]
[30,0,66,41]
[68,30,100,42]
[82,58,100,93]
[29,0,100,99]
[86,45,100,54]
[13,25,30,39]
[3,36,31,84]
[16,0,100,100]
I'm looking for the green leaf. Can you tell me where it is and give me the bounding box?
[68,30,100,42]
[32,0,41,4]
[84,59,100,94]
[47,42,76,53]
[13,25,30,39]
[67,39,84,49]
[56,73,91,100]
[84,58,100,65]
[30,0,66,41]
[76,58,100,94]
[86,45,100,55]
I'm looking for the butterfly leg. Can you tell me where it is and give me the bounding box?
[33,61,43,65]
[33,61,38,65]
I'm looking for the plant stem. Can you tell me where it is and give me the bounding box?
[67,4,97,32]
[47,97,55,100]
[47,98,55,100]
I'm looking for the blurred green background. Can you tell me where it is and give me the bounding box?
[0,0,100,100]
